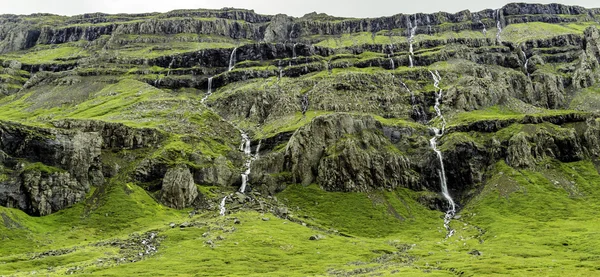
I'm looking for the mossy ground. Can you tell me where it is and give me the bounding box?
[2,158,599,276]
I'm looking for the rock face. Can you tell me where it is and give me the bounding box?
[159,166,198,209]
[0,121,103,215]
[52,119,164,149]
[1,3,600,216]
[282,114,415,192]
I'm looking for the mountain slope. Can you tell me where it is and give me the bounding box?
[0,3,600,276]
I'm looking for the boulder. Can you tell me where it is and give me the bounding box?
[159,166,198,209]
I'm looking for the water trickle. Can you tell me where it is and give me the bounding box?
[426,16,432,34]
[495,9,502,42]
[479,20,487,35]
[219,196,228,216]
[201,77,213,104]
[301,93,310,115]
[390,58,395,70]
[428,70,456,238]
[166,56,175,76]
[400,79,426,123]
[293,43,298,59]
[408,16,417,68]
[228,47,238,71]
[521,50,530,77]
[238,131,260,193]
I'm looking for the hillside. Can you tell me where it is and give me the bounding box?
[1,3,600,276]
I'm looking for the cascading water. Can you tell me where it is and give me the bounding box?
[495,9,502,42]
[390,58,395,70]
[400,79,426,123]
[219,196,228,216]
[293,43,298,59]
[201,77,213,104]
[521,49,530,77]
[166,56,175,76]
[428,70,456,238]
[239,131,255,193]
[301,93,310,115]
[408,16,417,68]
[479,20,487,35]
[426,16,432,34]
[228,47,238,71]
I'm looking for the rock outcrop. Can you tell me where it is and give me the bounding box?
[159,166,198,209]
[0,121,104,215]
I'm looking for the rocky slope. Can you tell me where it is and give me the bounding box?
[0,2,599,219]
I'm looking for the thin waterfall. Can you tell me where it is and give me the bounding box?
[495,9,502,42]
[255,140,262,158]
[166,56,175,76]
[228,47,238,71]
[521,49,530,77]
[301,93,309,115]
[239,131,257,193]
[400,79,425,122]
[201,77,213,104]
[293,43,298,59]
[219,196,228,216]
[428,70,456,238]
[479,20,487,35]
[408,16,417,68]
[390,58,395,70]
[426,16,432,34]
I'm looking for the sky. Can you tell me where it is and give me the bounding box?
[0,0,598,18]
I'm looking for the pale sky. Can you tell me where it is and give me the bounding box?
[0,0,598,18]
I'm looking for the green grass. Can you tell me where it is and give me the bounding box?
[501,22,595,44]
[1,45,88,64]
[1,157,600,276]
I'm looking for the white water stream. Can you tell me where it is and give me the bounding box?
[408,17,417,68]
[521,50,530,77]
[228,47,238,71]
[201,77,213,104]
[428,70,456,238]
[495,9,502,42]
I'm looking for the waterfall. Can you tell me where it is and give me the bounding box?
[239,131,258,193]
[495,9,502,42]
[408,16,417,68]
[426,16,432,34]
[301,93,310,115]
[255,140,262,158]
[521,50,530,77]
[201,77,213,104]
[293,43,298,59]
[428,70,456,238]
[219,196,228,216]
[390,58,395,70]
[279,66,283,80]
[166,56,175,76]
[479,20,487,35]
[400,79,425,122]
[228,47,238,71]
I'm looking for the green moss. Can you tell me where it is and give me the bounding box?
[279,184,441,238]
[22,162,65,174]
[1,45,88,64]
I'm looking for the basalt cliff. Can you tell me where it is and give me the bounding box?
[1,3,600,276]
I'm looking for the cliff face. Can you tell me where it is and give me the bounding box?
[0,3,599,216]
